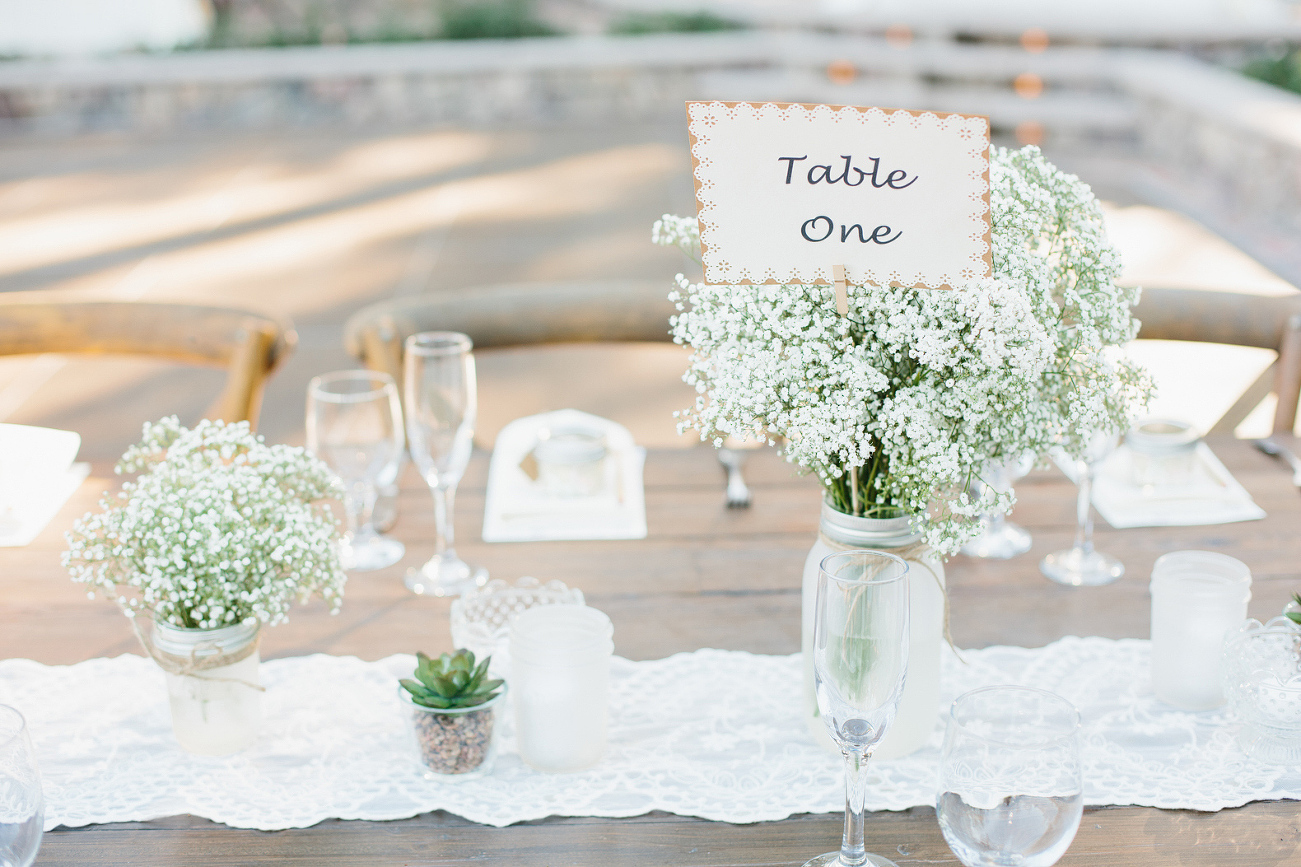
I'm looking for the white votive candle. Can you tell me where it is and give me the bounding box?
[1150,551,1251,710]
[510,604,613,773]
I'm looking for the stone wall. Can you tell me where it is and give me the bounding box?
[0,31,1298,278]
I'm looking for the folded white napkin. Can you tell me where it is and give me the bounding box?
[482,410,647,543]
[0,423,90,547]
[1084,442,1265,529]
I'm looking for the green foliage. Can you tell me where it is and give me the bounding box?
[1243,47,1301,96]
[1288,593,1301,626]
[609,11,745,35]
[439,0,555,40]
[401,649,504,710]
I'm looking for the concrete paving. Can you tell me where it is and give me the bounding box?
[0,121,1295,465]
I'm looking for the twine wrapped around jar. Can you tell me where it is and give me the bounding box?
[128,613,266,692]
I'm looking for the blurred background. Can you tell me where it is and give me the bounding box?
[1,0,1300,460]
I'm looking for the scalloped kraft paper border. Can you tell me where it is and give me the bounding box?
[687,101,992,290]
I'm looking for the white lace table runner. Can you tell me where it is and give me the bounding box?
[2,637,1297,832]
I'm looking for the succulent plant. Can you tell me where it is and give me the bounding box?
[401,649,504,710]
[1286,593,1301,626]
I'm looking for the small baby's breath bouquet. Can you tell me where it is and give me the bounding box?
[64,416,347,629]
[655,145,1153,554]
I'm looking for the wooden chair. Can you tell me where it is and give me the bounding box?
[342,281,678,390]
[0,297,297,429]
[344,281,1301,437]
[1133,287,1301,434]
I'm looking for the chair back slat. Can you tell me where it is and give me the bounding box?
[0,299,296,427]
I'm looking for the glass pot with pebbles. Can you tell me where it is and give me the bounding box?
[400,649,506,780]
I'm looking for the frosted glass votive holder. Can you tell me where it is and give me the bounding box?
[1150,551,1251,710]
[510,604,613,773]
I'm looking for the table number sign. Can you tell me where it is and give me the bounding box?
[687,101,992,292]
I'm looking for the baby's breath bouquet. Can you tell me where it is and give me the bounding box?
[655,145,1151,554]
[64,416,347,629]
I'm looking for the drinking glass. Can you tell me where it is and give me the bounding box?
[804,550,910,867]
[0,704,43,867]
[307,370,406,571]
[937,686,1083,867]
[403,331,487,596]
[1039,433,1123,586]
[961,453,1034,560]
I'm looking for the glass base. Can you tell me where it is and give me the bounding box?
[802,852,900,867]
[405,554,488,596]
[1237,725,1301,764]
[340,535,405,572]
[961,521,1032,559]
[1039,547,1124,587]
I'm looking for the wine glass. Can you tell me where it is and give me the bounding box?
[306,370,406,571]
[1039,433,1123,586]
[961,453,1034,560]
[805,550,910,867]
[403,331,487,596]
[937,686,1083,867]
[0,704,43,867]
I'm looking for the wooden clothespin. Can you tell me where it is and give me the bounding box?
[832,264,849,318]
[830,264,860,514]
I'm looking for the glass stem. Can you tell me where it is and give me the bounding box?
[840,747,871,867]
[344,482,367,541]
[357,483,379,538]
[1074,459,1094,555]
[431,482,458,557]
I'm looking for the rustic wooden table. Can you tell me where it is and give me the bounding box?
[5,436,1300,866]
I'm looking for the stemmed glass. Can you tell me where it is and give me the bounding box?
[805,550,910,867]
[403,331,487,596]
[0,704,43,867]
[307,370,406,571]
[1039,433,1123,586]
[937,686,1083,867]
[961,453,1035,560]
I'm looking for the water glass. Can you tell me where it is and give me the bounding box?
[0,704,42,867]
[804,550,909,867]
[306,370,406,571]
[403,331,486,596]
[1150,551,1251,710]
[937,686,1082,867]
[961,453,1034,560]
[510,605,613,773]
[1040,433,1124,587]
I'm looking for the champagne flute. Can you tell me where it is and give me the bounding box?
[1039,432,1123,586]
[805,550,910,867]
[937,686,1083,867]
[403,331,487,596]
[0,704,43,867]
[307,370,406,571]
[961,453,1034,560]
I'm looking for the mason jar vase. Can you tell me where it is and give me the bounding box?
[152,619,262,756]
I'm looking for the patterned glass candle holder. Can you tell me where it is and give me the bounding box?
[450,577,584,675]
[1224,617,1301,763]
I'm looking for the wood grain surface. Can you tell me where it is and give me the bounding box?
[5,436,1300,866]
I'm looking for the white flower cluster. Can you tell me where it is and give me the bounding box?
[655,146,1152,554]
[64,417,347,629]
